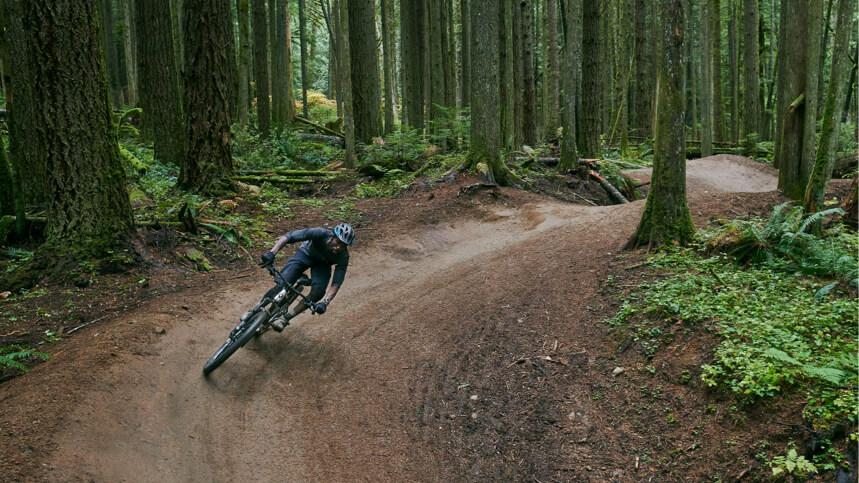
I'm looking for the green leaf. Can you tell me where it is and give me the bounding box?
[764,348,801,365]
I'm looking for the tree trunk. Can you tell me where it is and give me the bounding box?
[512,0,524,147]
[728,0,739,143]
[631,0,653,136]
[180,0,234,193]
[521,0,537,145]
[629,0,694,248]
[843,176,858,229]
[701,0,714,157]
[0,138,13,216]
[500,0,516,149]
[710,0,723,142]
[237,0,251,126]
[470,0,512,185]
[252,0,271,137]
[444,0,457,110]
[135,0,185,165]
[99,0,124,107]
[773,0,787,168]
[6,0,134,256]
[559,0,580,171]
[460,0,471,108]
[381,0,396,134]
[337,0,356,167]
[800,3,823,185]
[429,0,447,141]
[804,0,852,214]
[543,0,560,139]
[611,0,631,152]
[122,0,139,105]
[270,0,284,126]
[282,0,295,122]
[299,0,310,119]
[349,0,382,142]
[580,0,600,157]
[401,0,426,129]
[742,0,761,152]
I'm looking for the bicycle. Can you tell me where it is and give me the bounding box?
[202,263,321,376]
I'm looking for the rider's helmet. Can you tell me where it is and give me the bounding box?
[333,222,355,246]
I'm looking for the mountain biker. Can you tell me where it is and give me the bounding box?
[256,223,354,332]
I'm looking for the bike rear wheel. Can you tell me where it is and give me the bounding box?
[203,311,268,376]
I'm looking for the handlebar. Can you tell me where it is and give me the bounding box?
[263,262,322,314]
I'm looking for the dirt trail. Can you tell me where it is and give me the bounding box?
[2,156,778,482]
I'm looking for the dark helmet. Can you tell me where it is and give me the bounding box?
[333,222,355,246]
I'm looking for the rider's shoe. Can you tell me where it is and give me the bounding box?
[270,314,291,332]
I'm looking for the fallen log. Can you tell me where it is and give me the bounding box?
[297,133,345,147]
[589,170,629,204]
[233,175,316,185]
[236,168,336,177]
[294,116,345,137]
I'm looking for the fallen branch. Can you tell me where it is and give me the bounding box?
[588,170,629,204]
[294,116,344,137]
[236,168,336,177]
[233,175,316,185]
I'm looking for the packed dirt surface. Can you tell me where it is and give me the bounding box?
[0,156,799,481]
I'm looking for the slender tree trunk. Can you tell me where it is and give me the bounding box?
[252,0,271,137]
[701,0,713,156]
[500,0,516,149]
[688,5,698,139]
[773,0,787,168]
[543,0,560,139]
[710,0,723,142]
[612,0,631,152]
[299,0,310,119]
[6,0,134,257]
[401,0,426,130]
[338,0,356,167]
[843,58,857,123]
[800,3,823,185]
[429,0,447,140]
[100,0,124,107]
[270,0,283,126]
[728,0,739,143]
[631,0,653,136]
[349,0,382,142]
[521,0,537,145]
[580,0,600,157]
[135,0,185,165]
[283,0,295,122]
[629,0,694,248]
[804,0,852,214]
[559,0,580,171]
[460,0,471,108]
[817,0,834,114]
[181,0,234,193]
[237,0,251,126]
[470,0,512,185]
[122,0,139,105]
[381,0,396,133]
[444,0,457,109]
[512,1,524,147]
[742,0,760,152]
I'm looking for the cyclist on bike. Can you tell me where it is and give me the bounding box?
[256,223,354,331]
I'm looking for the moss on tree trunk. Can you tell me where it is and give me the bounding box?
[629,0,695,249]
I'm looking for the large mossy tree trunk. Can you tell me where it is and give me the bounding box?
[469,0,513,185]
[135,0,185,165]
[558,0,581,171]
[580,0,601,158]
[804,0,852,214]
[180,0,234,194]
[6,0,134,259]
[252,0,271,138]
[349,0,382,143]
[628,0,695,249]
[775,0,813,200]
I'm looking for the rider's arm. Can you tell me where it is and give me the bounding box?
[270,227,329,253]
[323,255,349,304]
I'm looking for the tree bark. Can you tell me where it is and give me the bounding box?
[559,0,580,171]
[728,0,739,143]
[237,0,251,126]
[252,0,271,137]
[122,0,139,106]
[710,0,723,142]
[470,0,513,185]
[401,0,426,129]
[337,0,356,167]
[512,0,524,147]
[580,0,600,157]
[631,0,653,136]
[629,0,695,248]
[701,0,714,157]
[543,0,560,139]
[500,0,516,149]
[349,0,382,142]
[135,0,185,165]
[804,0,852,214]
[800,2,823,184]
[180,0,234,193]
[299,0,310,119]
[521,0,537,145]
[99,0,124,107]
[742,0,761,151]
[381,0,396,133]
[429,0,448,141]
[6,0,134,256]
[460,0,471,108]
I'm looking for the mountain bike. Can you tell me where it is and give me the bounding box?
[202,263,320,376]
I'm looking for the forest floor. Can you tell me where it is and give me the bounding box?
[0,155,852,481]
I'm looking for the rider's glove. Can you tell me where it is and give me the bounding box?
[313,300,328,314]
[260,251,276,266]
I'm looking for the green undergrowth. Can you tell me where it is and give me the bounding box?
[0,344,49,374]
[609,205,858,472]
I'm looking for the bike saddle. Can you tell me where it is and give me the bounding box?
[296,275,311,286]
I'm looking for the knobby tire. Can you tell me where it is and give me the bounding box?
[203,311,268,376]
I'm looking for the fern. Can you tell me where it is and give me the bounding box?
[0,345,49,372]
[799,208,845,234]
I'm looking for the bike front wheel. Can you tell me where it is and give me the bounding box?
[203,311,268,376]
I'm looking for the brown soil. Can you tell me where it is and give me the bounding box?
[0,156,847,482]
